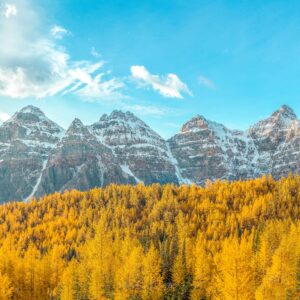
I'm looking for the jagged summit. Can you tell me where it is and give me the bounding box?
[99,109,148,128]
[89,109,178,185]
[99,113,108,122]
[6,105,47,124]
[64,118,92,139]
[180,114,230,135]
[110,110,134,119]
[100,110,133,121]
[0,106,65,202]
[0,104,64,140]
[249,104,299,137]
[19,105,45,116]
[181,105,298,136]
[272,104,297,121]
[68,118,85,130]
[91,109,163,147]
[5,105,64,135]
[181,114,208,132]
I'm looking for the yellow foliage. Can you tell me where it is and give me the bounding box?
[0,175,298,298]
[0,272,13,300]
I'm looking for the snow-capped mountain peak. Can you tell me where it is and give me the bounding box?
[19,105,46,116]
[0,106,65,202]
[66,118,88,136]
[249,105,298,137]
[273,104,297,120]
[89,110,178,185]
[0,105,64,144]
[181,114,209,133]
[0,104,299,203]
[90,110,164,146]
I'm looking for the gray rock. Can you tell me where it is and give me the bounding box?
[0,104,300,203]
[36,118,136,198]
[88,110,179,185]
[0,106,64,202]
[168,105,300,183]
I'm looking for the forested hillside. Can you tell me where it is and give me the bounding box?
[1,175,300,299]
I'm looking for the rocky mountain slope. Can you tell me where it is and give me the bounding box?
[248,105,300,178]
[0,104,299,202]
[35,118,136,198]
[88,110,179,185]
[0,106,64,202]
[168,115,260,185]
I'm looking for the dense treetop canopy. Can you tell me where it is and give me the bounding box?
[0,175,300,299]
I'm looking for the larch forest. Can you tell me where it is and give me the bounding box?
[0,175,299,299]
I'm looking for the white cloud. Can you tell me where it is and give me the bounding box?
[2,3,17,18]
[0,40,122,99]
[91,47,101,58]
[0,112,10,123]
[198,75,216,89]
[0,0,124,101]
[50,25,70,39]
[131,65,192,99]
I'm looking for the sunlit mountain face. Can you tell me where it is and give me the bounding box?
[0,104,299,202]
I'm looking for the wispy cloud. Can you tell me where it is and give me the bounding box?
[50,25,70,39]
[131,65,192,99]
[73,72,125,101]
[0,112,10,123]
[2,3,17,18]
[121,104,168,116]
[91,47,101,58]
[0,40,123,100]
[198,75,216,89]
[0,1,125,101]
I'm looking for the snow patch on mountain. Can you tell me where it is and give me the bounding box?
[25,159,48,202]
[120,164,143,183]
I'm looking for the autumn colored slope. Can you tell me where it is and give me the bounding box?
[0,175,300,299]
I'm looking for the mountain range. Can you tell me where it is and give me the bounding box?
[0,104,299,203]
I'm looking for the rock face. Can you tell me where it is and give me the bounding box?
[168,115,259,185]
[248,105,300,177]
[0,106,64,202]
[0,104,300,203]
[88,110,179,185]
[168,105,300,184]
[35,118,135,198]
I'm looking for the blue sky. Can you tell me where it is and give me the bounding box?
[0,0,300,138]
